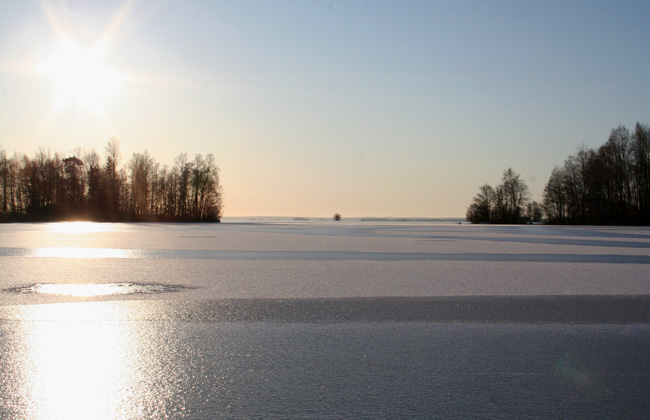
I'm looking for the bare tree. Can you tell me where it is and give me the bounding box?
[0,146,7,214]
[467,169,529,224]
[543,166,566,223]
[500,168,530,223]
[632,123,650,220]
[466,184,494,223]
[104,137,121,216]
[0,140,223,222]
[62,155,85,210]
[525,201,543,223]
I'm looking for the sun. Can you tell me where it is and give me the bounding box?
[39,37,124,116]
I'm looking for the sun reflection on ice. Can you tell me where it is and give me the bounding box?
[48,222,110,234]
[31,247,133,259]
[9,283,185,297]
[25,283,137,297]
[20,304,134,420]
[10,302,185,419]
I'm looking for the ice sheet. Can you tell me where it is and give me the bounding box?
[1,222,649,305]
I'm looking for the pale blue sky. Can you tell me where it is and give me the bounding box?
[1,0,649,216]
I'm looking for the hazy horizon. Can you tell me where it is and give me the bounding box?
[221,215,467,220]
[2,1,649,217]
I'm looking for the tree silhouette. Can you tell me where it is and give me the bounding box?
[467,169,529,224]
[0,138,224,222]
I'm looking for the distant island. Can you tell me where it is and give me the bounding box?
[0,137,223,223]
[467,122,650,225]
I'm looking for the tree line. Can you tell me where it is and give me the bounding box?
[466,168,542,224]
[543,123,650,225]
[0,137,223,222]
[467,122,650,225]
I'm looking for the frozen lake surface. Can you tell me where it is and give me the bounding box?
[2,221,650,303]
[1,221,649,419]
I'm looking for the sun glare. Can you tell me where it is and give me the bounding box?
[22,305,133,419]
[28,283,129,297]
[48,221,108,234]
[39,38,124,115]
[31,247,133,259]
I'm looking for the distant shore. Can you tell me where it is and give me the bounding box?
[221,216,466,224]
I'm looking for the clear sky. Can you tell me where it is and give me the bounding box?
[1,0,649,217]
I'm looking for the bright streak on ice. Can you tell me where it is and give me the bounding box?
[22,303,135,419]
[27,284,133,297]
[48,222,110,234]
[31,247,134,258]
[10,283,185,297]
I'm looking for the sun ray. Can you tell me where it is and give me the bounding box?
[39,37,124,115]
[37,0,133,119]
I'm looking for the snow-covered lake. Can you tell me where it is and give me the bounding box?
[1,221,649,419]
[1,221,649,304]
